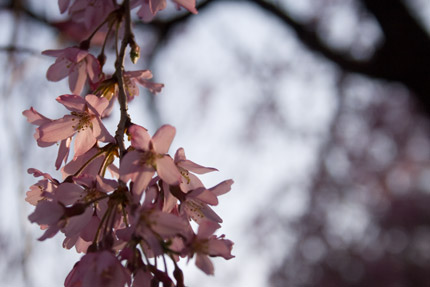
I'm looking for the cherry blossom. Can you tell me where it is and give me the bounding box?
[64,250,131,287]
[120,124,182,197]
[58,0,118,30]
[132,0,197,22]
[24,1,234,285]
[187,220,235,275]
[36,94,114,158]
[43,47,101,95]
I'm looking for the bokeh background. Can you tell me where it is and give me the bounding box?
[1,0,430,286]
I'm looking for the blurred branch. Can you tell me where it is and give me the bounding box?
[0,45,38,55]
[160,0,430,114]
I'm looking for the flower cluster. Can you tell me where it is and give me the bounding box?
[24,1,234,286]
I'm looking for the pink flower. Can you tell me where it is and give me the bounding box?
[28,199,66,240]
[23,108,71,169]
[188,220,234,275]
[25,168,59,205]
[61,146,119,179]
[120,124,182,197]
[36,94,114,158]
[180,180,233,224]
[132,0,197,22]
[43,47,101,95]
[124,70,164,99]
[174,147,217,193]
[65,250,131,287]
[59,0,118,30]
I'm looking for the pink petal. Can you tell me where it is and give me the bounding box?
[46,58,71,82]
[63,207,93,237]
[74,126,97,157]
[28,200,64,225]
[57,94,86,112]
[132,168,155,196]
[210,179,234,196]
[173,0,198,14]
[69,62,87,95]
[62,147,104,179]
[150,0,167,14]
[85,54,101,83]
[208,238,235,260]
[126,70,153,80]
[119,150,142,180]
[195,254,214,275]
[174,147,186,162]
[156,156,182,185]
[136,3,155,22]
[136,78,164,94]
[129,125,151,150]
[54,182,83,205]
[149,211,188,237]
[39,115,77,143]
[85,94,109,116]
[64,47,88,63]
[179,160,218,174]
[197,220,220,238]
[92,117,115,143]
[58,0,70,13]
[38,224,61,241]
[55,138,71,169]
[191,188,218,205]
[22,107,51,126]
[152,125,175,154]
[42,48,66,57]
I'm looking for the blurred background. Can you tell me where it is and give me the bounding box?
[1,0,430,286]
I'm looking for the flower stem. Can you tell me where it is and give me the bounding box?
[114,0,133,158]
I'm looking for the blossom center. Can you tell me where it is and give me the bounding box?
[71,111,93,132]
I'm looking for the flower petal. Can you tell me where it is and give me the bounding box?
[195,254,214,275]
[156,156,182,185]
[39,115,77,143]
[74,126,97,157]
[129,125,151,150]
[57,94,87,112]
[152,125,175,154]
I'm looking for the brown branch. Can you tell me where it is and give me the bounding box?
[114,0,132,157]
